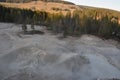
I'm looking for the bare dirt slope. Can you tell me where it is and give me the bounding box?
[0,23,120,80]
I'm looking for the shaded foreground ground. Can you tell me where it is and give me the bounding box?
[0,23,120,80]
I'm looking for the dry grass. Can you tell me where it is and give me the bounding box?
[0,1,81,14]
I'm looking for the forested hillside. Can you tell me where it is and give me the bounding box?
[0,1,120,40]
[0,0,61,3]
[0,0,74,4]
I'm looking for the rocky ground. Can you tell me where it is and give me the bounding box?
[0,23,120,80]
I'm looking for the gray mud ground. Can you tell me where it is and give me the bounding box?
[0,23,120,80]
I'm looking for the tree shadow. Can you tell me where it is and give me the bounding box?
[23,30,44,35]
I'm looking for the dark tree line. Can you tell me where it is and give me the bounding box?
[46,10,120,39]
[0,5,47,24]
[0,5,120,39]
